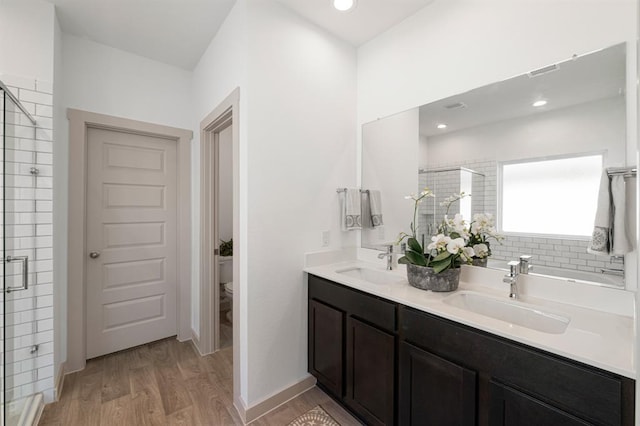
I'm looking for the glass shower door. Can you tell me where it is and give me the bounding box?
[1,84,39,425]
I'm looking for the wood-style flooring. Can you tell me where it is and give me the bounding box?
[38,338,359,425]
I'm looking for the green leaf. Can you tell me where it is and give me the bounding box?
[404,250,427,266]
[397,256,410,265]
[432,251,450,262]
[431,258,452,273]
[407,237,423,254]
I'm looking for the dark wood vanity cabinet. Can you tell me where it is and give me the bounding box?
[308,299,344,397]
[398,341,477,426]
[308,274,396,425]
[308,275,635,426]
[401,306,635,426]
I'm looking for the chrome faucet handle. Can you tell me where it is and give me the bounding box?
[507,260,519,277]
[505,260,520,299]
[377,244,395,270]
[519,255,533,274]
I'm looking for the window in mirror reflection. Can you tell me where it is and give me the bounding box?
[500,153,603,237]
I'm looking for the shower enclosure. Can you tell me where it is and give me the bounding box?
[1,81,43,425]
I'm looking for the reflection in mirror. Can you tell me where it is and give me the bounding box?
[361,42,634,288]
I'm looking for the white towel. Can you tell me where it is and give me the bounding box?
[368,190,384,228]
[588,172,632,256]
[341,189,362,231]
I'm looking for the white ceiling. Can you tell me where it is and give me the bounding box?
[47,0,236,70]
[273,0,434,46]
[45,0,434,70]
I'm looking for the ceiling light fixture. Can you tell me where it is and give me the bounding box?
[333,0,356,12]
[437,124,447,129]
[533,100,547,107]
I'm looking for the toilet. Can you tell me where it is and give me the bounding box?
[219,256,233,323]
[224,282,233,323]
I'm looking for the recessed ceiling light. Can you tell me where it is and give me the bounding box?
[437,124,447,129]
[333,0,356,12]
[533,100,547,107]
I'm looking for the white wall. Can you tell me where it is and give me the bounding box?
[0,0,55,83]
[243,0,357,405]
[358,0,637,124]
[62,35,193,128]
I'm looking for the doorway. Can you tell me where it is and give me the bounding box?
[66,109,192,372]
[198,88,239,359]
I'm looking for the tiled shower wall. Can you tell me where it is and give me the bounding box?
[422,158,622,274]
[1,75,55,402]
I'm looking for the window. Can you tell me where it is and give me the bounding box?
[500,154,603,237]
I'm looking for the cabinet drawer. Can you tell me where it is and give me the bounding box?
[309,274,397,332]
[401,306,631,426]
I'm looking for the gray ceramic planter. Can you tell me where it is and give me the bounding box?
[407,263,460,292]
[471,257,488,267]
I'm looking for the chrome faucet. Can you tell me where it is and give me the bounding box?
[503,260,520,299]
[377,244,394,270]
[519,255,533,274]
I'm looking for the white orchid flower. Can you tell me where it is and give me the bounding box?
[446,237,466,254]
[427,234,450,251]
[473,243,489,258]
[461,246,475,262]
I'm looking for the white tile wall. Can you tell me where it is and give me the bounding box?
[425,158,624,276]
[1,75,55,404]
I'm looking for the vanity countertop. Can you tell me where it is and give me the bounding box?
[304,260,635,379]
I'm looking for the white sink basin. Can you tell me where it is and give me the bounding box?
[337,267,404,286]
[443,291,570,334]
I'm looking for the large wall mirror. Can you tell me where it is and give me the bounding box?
[361,42,635,289]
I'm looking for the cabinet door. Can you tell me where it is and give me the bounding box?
[489,380,593,426]
[399,342,476,426]
[346,317,395,426]
[309,299,344,397]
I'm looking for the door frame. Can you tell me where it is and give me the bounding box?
[198,88,239,356]
[66,109,193,372]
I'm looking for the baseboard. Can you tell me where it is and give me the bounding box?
[19,393,43,426]
[190,329,202,355]
[54,362,66,401]
[242,375,317,424]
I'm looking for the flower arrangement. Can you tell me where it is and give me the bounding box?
[467,213,503,260]
[398,190,475,273]
[398,190,503,273]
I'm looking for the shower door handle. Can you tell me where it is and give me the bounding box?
[5,255,28,293]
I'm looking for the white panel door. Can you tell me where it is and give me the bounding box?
[86,127,177,358]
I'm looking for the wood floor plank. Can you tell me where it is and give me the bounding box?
[125,344,154,370]
[175,341,205,380]
[39,337,360,426]
[73,371,103,402]
[185,372,239,425]
[100,395,134,426]
[63,397,101,426]
[154,361,193,415]
[101,351,131,403]
[166,406,199,426]
[130,365,166,426]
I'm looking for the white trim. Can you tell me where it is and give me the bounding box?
[54,362,65,401]
[198,89,239,356]
[238,375,317,424]
[66,109,192,371]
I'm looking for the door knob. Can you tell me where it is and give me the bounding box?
[89,251,101,259]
